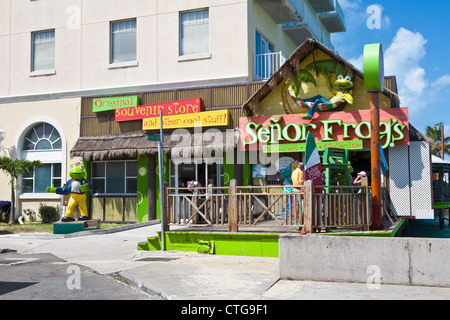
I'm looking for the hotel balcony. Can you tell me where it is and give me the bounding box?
[282,3,322,44]
[319,0,346,33]
[254,51,288,80]
[308,0,335,13]
[255,0,302,24]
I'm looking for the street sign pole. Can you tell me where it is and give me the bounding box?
[158,111,165,251]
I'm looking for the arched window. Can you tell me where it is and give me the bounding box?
[22,123,61,151]
[20,123,63,194]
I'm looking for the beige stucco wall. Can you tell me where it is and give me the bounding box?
[0,0,252,97]
[0,97,81,217]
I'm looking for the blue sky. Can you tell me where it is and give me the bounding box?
[331,0,450,158]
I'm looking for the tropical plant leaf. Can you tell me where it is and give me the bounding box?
[291,69,316,96]
[305,60,339,77]
[425,122,450,157]
[305,60,347,91]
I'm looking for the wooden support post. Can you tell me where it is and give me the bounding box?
[361,176,370,231]
[370,91,382,230]
[303,180,313,234]
[228,179,239,233]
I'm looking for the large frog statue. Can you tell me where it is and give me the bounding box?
[46,162,92,222]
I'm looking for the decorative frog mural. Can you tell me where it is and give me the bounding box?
[282,59,354,119]
[46,162,92,222]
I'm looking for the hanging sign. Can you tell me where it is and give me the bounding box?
[115,98,202,122]
[143,109,229,130]
[239,108,409,151]
[363,43,384,92]
[92,96,139,113]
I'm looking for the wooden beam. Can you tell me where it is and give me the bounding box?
[370,92,382,230]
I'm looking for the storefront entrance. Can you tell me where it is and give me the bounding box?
[170,159,224,190]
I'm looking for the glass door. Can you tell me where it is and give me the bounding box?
[255,30,274,79]
[170,159,224,222]
[205,159,224,187]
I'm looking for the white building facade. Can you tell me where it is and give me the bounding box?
[0,0,345,220]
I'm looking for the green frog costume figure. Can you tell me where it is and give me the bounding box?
[46,162,92,222]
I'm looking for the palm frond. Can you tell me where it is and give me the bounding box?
[291,69,316,96]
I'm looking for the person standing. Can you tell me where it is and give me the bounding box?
[291,162,304,224]
[291,162,304,191]
[352,171,366,193]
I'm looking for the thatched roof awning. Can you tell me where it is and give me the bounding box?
[70,133,158,161]
[409,124,433,144]
[71,130,240,161]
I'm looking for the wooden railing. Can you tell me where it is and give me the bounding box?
[235,185,304,228]
[165,179,371,232]
[306,183,371,232]
[166,186,229,226]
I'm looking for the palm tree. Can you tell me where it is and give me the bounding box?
[425,122,450,158]
[0,157,42,225]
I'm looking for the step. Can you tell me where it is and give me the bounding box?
[53,219,100,234]
[137,231,279,257]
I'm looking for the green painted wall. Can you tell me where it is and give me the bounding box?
[137,155,149,222]
[83,158,91,215]
[141,231,279,257]
[155,153,169,220]
[223,150,234,188]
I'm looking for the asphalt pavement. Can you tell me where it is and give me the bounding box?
[1,221,450,300]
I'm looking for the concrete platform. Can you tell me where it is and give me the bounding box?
[2,222,450,300]
[53,219,100,234]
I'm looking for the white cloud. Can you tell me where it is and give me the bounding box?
[346,27,450,121]
[384,28,427,78]
[384,28,429,113]
[348,55,363,70]
[404,67,427,94]
[431,74,450,89]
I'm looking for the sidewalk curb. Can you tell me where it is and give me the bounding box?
[110,270,169,300]
[18,220,161,239]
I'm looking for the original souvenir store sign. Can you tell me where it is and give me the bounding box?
[115,98,203,122]
[143,109,229,130]
[92,96,140,112]
[239,108,409,152]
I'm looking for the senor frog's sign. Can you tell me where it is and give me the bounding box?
[239,108,409,151]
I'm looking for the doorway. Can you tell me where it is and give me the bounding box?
[170,159,224,190]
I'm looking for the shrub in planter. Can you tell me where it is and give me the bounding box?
[39,204,59,223]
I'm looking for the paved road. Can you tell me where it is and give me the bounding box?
[0,251,150,300]
[1,222,450,302]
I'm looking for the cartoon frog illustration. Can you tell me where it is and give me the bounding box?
[282,59,355,119]
[46,162,92,222]
[298,73,354,120]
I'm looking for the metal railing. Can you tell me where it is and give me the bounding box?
[254,51,287,80]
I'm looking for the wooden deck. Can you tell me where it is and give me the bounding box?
[165,180,373,234]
